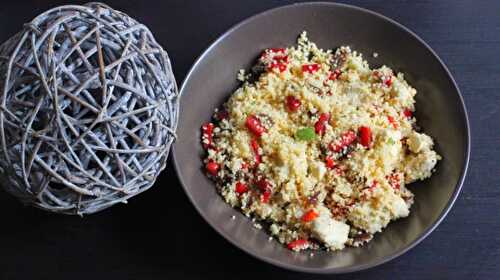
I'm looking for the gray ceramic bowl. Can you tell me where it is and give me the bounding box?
[172,2,470,273]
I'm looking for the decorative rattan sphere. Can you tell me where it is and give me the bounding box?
[0,3,178,215]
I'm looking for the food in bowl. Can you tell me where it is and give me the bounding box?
[200,32,440,251]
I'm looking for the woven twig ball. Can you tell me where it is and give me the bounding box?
[0,3,178,215]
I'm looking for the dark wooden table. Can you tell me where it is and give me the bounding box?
[0,1,498,279]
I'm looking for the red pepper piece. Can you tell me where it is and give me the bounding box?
[269,60,288,73]
[250,138,261,166]
[256,178,272,203]
[403,108,413,118]
[235,182,248,195]
[262,49,289,73]
[328,69,341,80]
[314,121,325,136]
[302,63,320,74]
[206,161,219,176]
[261,190,272,203]
[314,113,330,135]
[385,75,393,87]
[318,113,330,123]
[277,63,287,72]
[387,172,401,190]
[387,116,398,129]
[359,126,372,147]
[301,209,319,222]
[368,180,378,192]
[269,48,285,53]
[201,122,215,149]
[245,115,266,137]
[325,157,336,169]
[286,95,301,112]
[329,130,357,152]
[287,239,309,251]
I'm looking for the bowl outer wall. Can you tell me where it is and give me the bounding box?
[172,2,470,274]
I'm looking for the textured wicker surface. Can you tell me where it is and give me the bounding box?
[0,2,178,215]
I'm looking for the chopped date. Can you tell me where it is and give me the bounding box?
[307,192,320,205]
[214,109,229,121]
[330,51,347,70]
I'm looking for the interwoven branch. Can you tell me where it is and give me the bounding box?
[0,2,179,215]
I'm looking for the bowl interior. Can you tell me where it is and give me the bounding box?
[173,3,468,273]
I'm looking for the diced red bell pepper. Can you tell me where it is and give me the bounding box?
[302,63,320,74]
[267,48,285,55]
[301,209,319,222]
[250,138,261,166]
[318,112,331,123]
[277,63,287,72]
[261,190,272,203]
[262,48,289,73]
[403,108,413,118]
[206,161,219,176]
[325,157,336,169]
[286,95,301,112]
[270,48,285,53]
[368,180,378,192]
[287,239,309,251]
[387,116,398,129]
[329,130,357,152]
[328,69,341,80]
[385,75,393,87]
[387,172,401,190]
[314,122,325,136]
[235,182,248,194]
[269,59,288,73]
[359,126,372,148]
[246,115,266,137]
[314,113,330,135]
[201,122,214,149]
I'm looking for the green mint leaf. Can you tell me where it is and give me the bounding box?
[296,127,316,141]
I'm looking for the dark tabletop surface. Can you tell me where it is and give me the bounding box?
[0,0,498,279]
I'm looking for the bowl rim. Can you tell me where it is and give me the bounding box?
[172,1,471,274]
